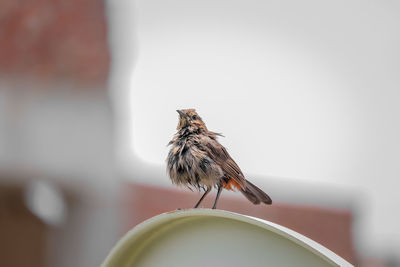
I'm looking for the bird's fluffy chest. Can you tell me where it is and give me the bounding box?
[166,135,224,189]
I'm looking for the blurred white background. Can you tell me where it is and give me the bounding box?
[108,0,400,262]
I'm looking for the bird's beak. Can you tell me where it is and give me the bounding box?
[177,110,189,119]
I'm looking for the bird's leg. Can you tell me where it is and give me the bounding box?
[212,185,223,209]
[194,187,211,208]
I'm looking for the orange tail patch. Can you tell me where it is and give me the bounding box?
[223,178,242,191]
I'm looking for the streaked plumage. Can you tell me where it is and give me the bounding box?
[167,109,272,209]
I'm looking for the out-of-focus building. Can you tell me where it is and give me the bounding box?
[0,1,118,266]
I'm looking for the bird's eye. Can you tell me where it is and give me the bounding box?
[192,115,198,120]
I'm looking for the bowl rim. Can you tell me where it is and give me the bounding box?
[102,208,353,267]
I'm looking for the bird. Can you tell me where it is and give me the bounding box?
[166,109,272,209]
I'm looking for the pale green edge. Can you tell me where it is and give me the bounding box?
[101,209,354,267]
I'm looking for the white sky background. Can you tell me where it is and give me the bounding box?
[108,0,400,258]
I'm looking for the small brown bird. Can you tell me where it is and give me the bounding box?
[167,109,272,209]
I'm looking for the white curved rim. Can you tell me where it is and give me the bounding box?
[102,209,353,267]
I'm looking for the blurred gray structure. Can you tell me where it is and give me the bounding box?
[0,0,120,266]
[0,81,120,267]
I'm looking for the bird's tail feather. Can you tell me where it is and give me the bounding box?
[240,180,272,205]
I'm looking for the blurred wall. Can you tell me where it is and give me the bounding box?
[0,182,47,267]
[0,1,120,266]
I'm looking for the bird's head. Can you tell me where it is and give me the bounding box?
[176,109,207,131]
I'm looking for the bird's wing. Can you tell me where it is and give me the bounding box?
[201,136,246,188]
